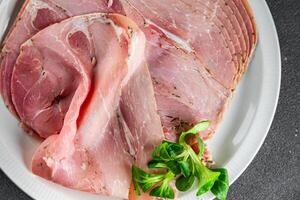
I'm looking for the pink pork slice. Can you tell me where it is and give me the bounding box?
[3,0,256,140]
[28,13,163,198]
[0,0,123,118]
[144,26,230,141]
[122,0,257,89]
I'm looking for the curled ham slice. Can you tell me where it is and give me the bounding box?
[2,0,124,137]
[0,0,68,115]
[27,13,163,198]
[11,25,91,138]
[0,0,123,117]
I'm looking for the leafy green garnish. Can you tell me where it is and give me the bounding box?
[132,166,141,196]
[149,171,175,199]
[147,160,168,169]
[132,166,175,199]
[178,120,210,145]
[178,160,191,177]
[196,166,220,196]
[196,135,205,157]
[132,121,229,200]
[132,166,165,192]
[211,168,229,200]
[176,174,195,192]
[152,141,184,161]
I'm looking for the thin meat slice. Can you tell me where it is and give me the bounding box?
[2,0,257,139]
[31,13,164,198]
[1,0,68,115]
[144,26,230,141]
[49,0,124,15]
[11,14,98,138]
[0,0,122,117]
[179,0,245,79]
[232,0,257,65]
[122,0,257,89]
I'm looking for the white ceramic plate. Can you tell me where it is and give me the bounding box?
[0,0,281,199]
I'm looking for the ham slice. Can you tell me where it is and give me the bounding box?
[122,0,257,89]
[1,0,68,115]
[0,0,123,117]
[118,0,257,139]
[144,26,230,141]
[11,24,92,138]
[0,1,258,198]
[2,0,123,137]
[30,13,164,198]
[2,0,256,139]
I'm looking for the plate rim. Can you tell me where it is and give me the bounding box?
[228,0,281,185]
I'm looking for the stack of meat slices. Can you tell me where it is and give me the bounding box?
[0,0,257,199]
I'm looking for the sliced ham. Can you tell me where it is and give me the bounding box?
[2,0,123,137]
[122,0,257,89]
[144,26,230,141]
[1,0,68,115]
[11,25,93,138]
[0,0,122,117]
[2,0,256,139]
[0,1,258,198]
[30,13,164,198]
